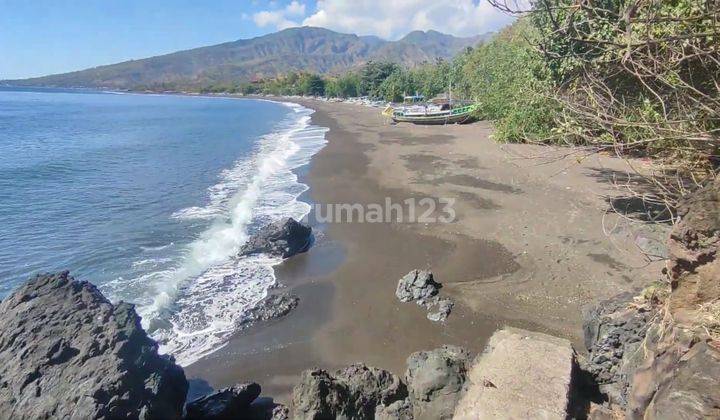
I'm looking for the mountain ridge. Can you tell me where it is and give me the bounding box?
[4,26,491,90]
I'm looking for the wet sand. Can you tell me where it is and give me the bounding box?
[185,100,666,403]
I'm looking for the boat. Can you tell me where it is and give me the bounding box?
[383,100,478,125]
[382,92,478,125]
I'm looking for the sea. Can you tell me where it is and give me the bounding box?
[0,87,328,365]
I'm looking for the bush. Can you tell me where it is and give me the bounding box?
[461,20,559,142]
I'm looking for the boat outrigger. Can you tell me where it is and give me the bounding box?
[382,94,478,125]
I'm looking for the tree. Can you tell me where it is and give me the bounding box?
[360,61,401,98]
[299,74,326,96]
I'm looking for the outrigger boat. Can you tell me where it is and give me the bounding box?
[382,93,478,125]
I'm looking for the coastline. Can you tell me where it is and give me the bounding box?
[184,99,667,402]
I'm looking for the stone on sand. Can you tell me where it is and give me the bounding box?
[239,217,312,259]
[395,269,441,303]
[426,298,454,322]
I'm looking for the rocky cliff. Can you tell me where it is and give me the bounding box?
[584,178,720,419]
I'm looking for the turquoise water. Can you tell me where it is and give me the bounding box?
[0,88,327,365]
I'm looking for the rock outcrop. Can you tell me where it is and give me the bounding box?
[185,383,261,419]
[396,270,455,322]
[292,346,473,420]
[0,272,188,420]
[239,217,312,259]
[292,364,407,419]
[624,180,720,419]
[583,179,720,419]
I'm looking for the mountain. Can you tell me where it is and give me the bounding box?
[400,30,485,56]
[5,27,490,90]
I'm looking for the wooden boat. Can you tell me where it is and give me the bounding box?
[383,102,478,125]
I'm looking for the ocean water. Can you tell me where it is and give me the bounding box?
[0,87,328,365]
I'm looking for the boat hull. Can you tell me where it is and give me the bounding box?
[392,113,473,125]
[388,104,478,125]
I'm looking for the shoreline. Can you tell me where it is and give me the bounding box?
[184,99,668,402]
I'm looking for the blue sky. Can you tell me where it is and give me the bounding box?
[0,0,514,80]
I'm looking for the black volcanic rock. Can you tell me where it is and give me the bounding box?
[185,382,261,420]
[0,272,188,420]
[240,217,312,259]
[292,364,407,420]
[238,292,300,329]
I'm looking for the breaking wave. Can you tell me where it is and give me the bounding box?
[130,102,327,366]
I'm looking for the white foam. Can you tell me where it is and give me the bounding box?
[130,102,327,366]
[140,242,175,252]
[131,258,173,268]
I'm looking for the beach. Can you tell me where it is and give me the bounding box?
[184,99,667,402]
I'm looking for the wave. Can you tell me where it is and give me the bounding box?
[131,102,327,366]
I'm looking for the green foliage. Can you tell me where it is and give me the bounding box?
[529,0,719,174]
[377,70,417,102]
[299,74,326,96]
[372,59,454,102]
[460,20,558,142]
[325,73,361,98]
[359,61,401,98]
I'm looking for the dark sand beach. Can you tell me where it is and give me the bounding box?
[185,100,667,402]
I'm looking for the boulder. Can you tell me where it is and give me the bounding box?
[239,218,312,259]
[238,292,299,329]
[292,364,407,420]
[335,364,408,416]
[426,298,454,323]
[0,272,188,420]
[185,382,261,419]
[291,369,351,419]
[395,270,441,303]
[405,345,471,420]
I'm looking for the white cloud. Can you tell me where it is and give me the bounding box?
[302,0,516,39]
[285,0,306,16]
[253,1,307,30]
[253,10,298,29]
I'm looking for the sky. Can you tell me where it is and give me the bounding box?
[0,0,515,80]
